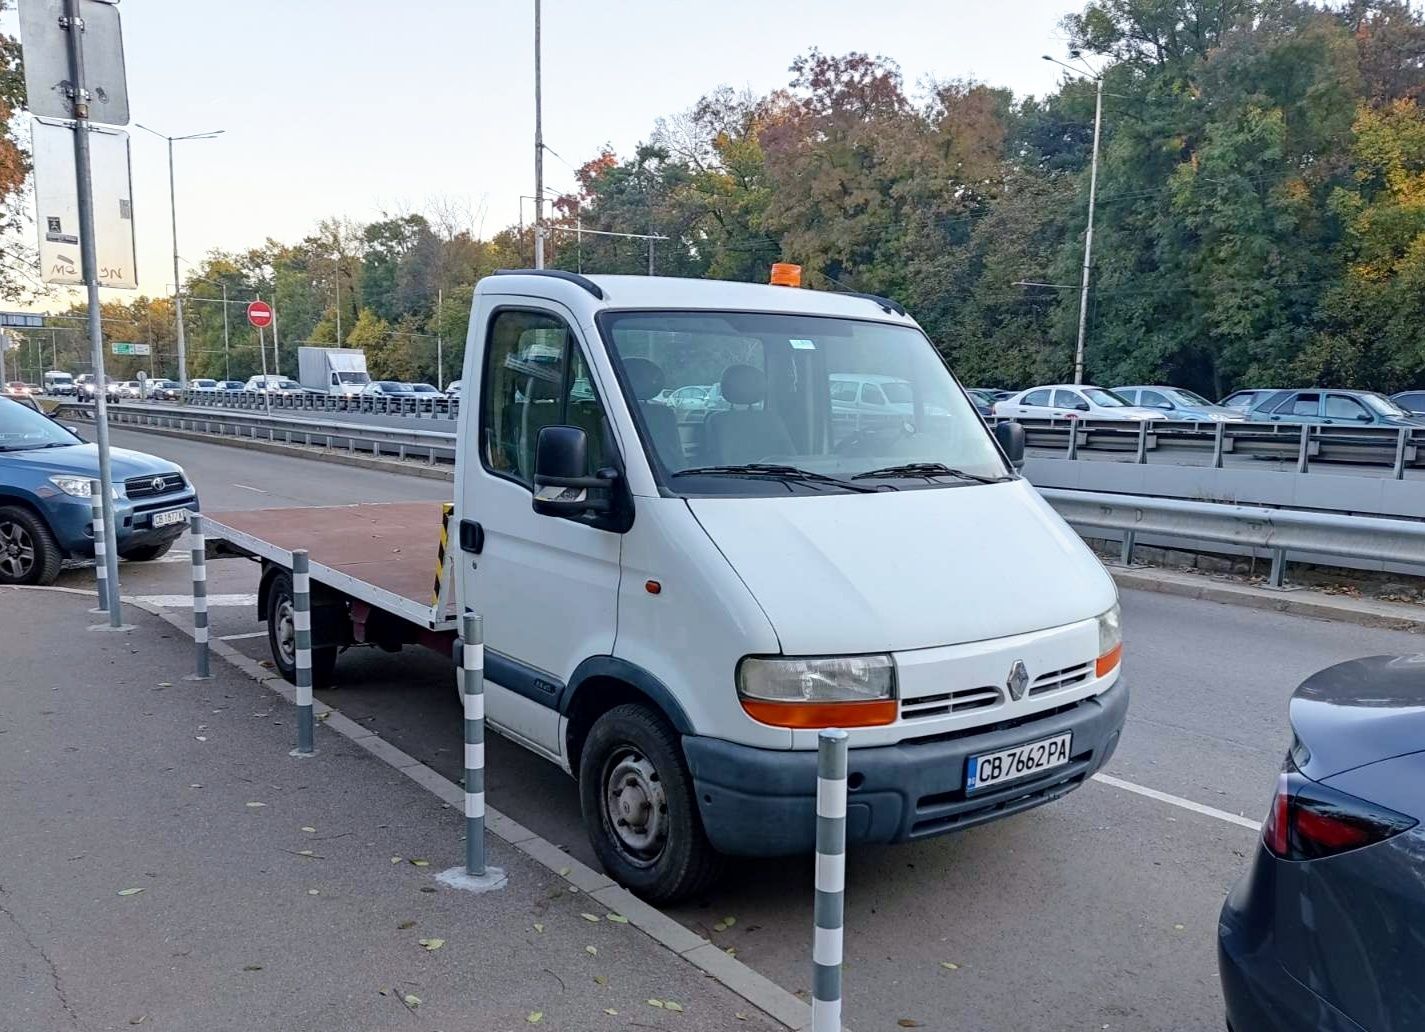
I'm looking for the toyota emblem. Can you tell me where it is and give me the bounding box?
[1006,660,1029,701]
[150,476,166,493]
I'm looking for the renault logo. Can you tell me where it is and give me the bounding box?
[150,476,167,493]
[1006,660,1029,701]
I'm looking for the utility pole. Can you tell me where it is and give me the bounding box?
[334,252,342,344]
[533,0,545,269]
[436,288,444,390]
[271,293,281,376]
[65,0,121,623]
[1073,74,1104,386]
[0,330,9,384]
[221,281,231,381]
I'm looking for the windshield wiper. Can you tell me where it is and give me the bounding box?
[673,463,885,493]
[851,462,1010,485]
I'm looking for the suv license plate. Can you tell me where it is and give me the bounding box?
[966,732,1072,793]
[151,509,187,529]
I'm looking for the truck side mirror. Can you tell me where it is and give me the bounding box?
[532,425,615,516]
[994,419,1026,471]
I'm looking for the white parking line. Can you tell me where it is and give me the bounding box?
[232,483,267,494]
[218,631,267,641]
[131,593,258,609]
[1093,771,1262,831]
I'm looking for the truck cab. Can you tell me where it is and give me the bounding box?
[452,271,1127,901]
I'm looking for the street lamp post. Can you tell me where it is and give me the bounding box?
[1043,55,1104,385]
[135,124,224,389]
[533,0,545,269]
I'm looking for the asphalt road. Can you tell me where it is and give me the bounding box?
[66,425,1425,1032]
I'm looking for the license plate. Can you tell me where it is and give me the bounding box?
[966,732,1072,793]
[151,508,187,528]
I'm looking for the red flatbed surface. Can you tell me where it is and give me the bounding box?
[209,502,445,608]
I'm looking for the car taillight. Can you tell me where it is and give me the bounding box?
[1262,770,1417,862]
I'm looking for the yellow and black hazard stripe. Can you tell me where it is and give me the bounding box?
[433,502,455,606]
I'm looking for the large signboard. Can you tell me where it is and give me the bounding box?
[32,117,138,289]
[17,0,130,126]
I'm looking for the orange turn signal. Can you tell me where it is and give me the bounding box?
[740,698,896,729]
[769,262,803,287]
[1096,642,1123,678]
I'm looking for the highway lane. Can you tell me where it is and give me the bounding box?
[55,426,1425,1031]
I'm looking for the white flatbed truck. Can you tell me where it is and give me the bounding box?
[203,269,1127,903]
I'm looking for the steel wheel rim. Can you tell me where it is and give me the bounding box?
[602,747,668,867]
[0,520,36,579]
[275,597,296,666]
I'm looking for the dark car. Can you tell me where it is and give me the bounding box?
[1392,390,1425,416]
[1248,388,1425,427]
[0,396,199,584]
[963,388,998,418]
[1219,655,1424,1031]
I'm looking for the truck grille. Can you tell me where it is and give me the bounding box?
[1029,661,1093,697]
[124,472,186,499]
[901,685,1002,721]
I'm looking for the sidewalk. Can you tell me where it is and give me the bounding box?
[0,588,778,1032]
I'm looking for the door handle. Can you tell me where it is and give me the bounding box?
[459,519,484,554]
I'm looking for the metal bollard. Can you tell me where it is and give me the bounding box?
[1269,547,1288,589]
[812,728,848,1032]
[89,479,108,613]
[1120,530,1136,566]
[188,514,211,679]
[1135,420,1149,463]
[291,549,315,756]
[1393,428,1408,481]
[1297,425,1310,474]
[1211,422,1226,469]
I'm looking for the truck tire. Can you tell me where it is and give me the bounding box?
[119,541,172,562]
[0,504,63,586]
[265,569,338,688]
[578,703,723,903]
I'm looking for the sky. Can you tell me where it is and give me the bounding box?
[3,0,1079,303]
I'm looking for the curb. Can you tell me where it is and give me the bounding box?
[19,585,815,1031]
[1111,567,1425,633]
[100,420,455,482]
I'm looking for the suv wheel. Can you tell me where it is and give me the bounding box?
[0,505,62,586]
[578,704,723,903]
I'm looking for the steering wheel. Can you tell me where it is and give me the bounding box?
[833,420,915,456]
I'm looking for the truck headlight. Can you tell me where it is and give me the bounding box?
[737,654,897,728]
[1096,602,1122,677]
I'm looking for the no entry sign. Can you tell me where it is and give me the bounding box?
[247,300,274,328]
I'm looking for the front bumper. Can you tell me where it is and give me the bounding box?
[683,677,1128,856]
[49,492,200,558]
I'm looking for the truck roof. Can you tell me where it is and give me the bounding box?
[480,272,916,326]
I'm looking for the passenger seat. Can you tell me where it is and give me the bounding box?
[705,364,794,465]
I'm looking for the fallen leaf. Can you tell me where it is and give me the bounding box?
[606,913,629,924]
[245,801,266,809]
[593,974,607,985]
[725,947,736,957]
[419,886,436,893]
[647,999,665,1009]
[526,1012,543,1024]
[411,859,430,868]
[665,1001,684,1013]
[156,682,172,688]
[721,916,736,928]
[117,887,144,897]
[195,736,207,742]
[188,784,202,789]
[390,857,403,864]
[604,1008,618,1016]
[1173,923,1185,931]
[402,994,421,1008]
[127,1017,146,1025]
[397,920,416,930]
[898,1020,924,1028]
[297,849,315,857]
[735,1013,749,1022]
[301,826,316,833]
[307,889,320,896]
[585,945,597,956]
[419,938,445,951]
[580,913,600,923]
[242,964,262,972]
[533,923,545,933]
[557,866,571,877]
[940,962,959,971]
[712,921,728,933]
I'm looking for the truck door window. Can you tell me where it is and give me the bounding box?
[481,309,609,487]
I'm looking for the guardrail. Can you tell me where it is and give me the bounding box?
[59,400,457,464]
[1041,487,1425,586]
[997,416,1422,477]
[64,401,1425,589]
[180,389,461,419]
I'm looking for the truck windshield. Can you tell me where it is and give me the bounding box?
[0,397,77,451]
[336,372,369,384]
[600,310,1008,495]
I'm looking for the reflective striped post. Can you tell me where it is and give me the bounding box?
[813,728,848,1032]
[291,549,315,756]
[463,612,486,876]
[89,479,108,613]
[188,514,210,679]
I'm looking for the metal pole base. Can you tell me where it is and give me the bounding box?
[288,747,318,759]
[435,865,507,894]
[184,673,213,682]
[87,621,135,632]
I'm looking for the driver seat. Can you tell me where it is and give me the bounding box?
[705,364,794,465]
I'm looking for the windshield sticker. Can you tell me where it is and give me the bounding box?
[789,338,817,350]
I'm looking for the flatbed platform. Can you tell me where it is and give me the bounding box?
[202,502,454,630]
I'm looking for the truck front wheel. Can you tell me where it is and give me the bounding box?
[265,569,338,688]
[578,704,723,903]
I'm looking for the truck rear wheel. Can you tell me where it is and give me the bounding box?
[265,569,338,688]
[578,703,723,903]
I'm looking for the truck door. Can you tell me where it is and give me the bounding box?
[458,303,622,760]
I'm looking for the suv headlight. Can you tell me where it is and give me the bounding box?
[1096,602,1122,677]
[48,475,120,499]
[737,654,897,728]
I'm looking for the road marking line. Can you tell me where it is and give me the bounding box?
[232,483,267,493]
[132,593,257,609]
[218,631,267,641]
[1093,772,1262,831]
